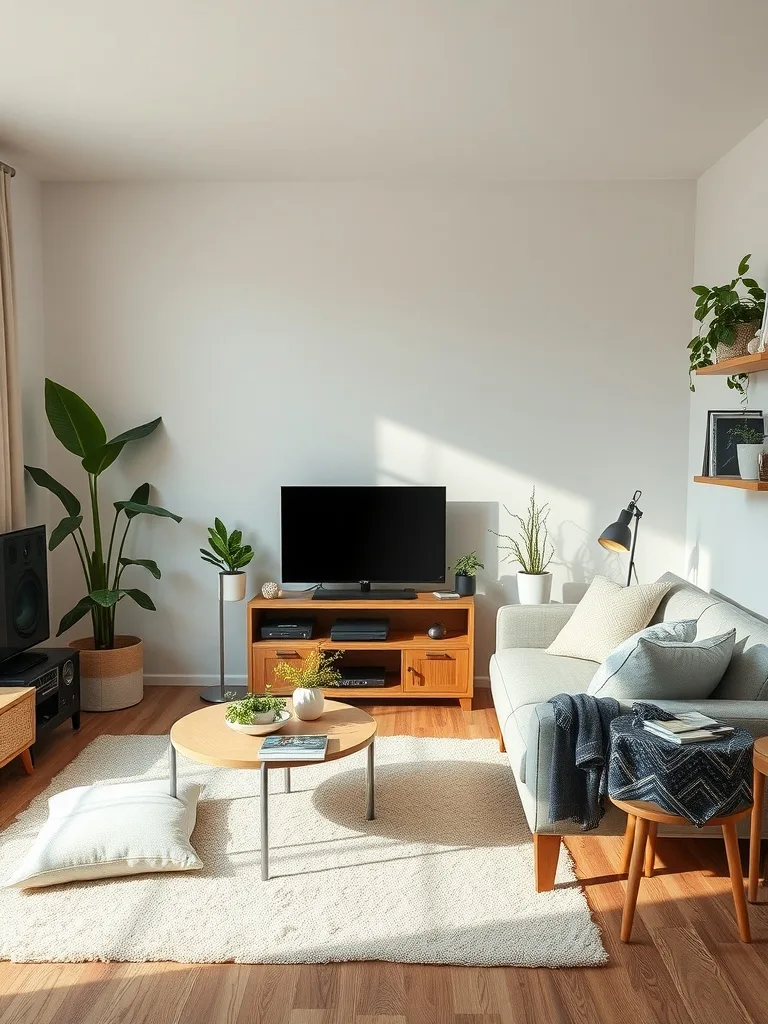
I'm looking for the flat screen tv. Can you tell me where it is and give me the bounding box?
[281,485,446,587]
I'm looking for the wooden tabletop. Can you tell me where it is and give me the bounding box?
[754,736,768,774]
[170,698,376,770]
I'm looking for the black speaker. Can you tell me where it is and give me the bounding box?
[0,525,50,665]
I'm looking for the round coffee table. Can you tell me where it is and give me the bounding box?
[169,698,377,880]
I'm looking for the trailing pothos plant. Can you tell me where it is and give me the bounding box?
[25,379,182,649]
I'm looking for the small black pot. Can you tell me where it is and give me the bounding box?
[454,573,476,596]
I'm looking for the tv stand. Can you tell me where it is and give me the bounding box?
[247,591,475,710]
[313,586,417,601]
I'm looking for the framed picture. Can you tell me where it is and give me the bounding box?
[703,410,765,476]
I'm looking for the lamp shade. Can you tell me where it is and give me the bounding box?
[598,508,633,552]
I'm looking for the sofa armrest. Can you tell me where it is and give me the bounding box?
[495,604,577,651]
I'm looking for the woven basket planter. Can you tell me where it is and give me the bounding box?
[716,320,760,362]
[70,635,143,712]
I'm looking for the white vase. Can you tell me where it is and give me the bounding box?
[736,443,766,480]
[221,572,246,602]
[293,687,325,721]
[517,571,553,605]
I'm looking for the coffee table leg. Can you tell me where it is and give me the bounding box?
[366,739,375,820]
[169,741,177,799]
[261,762,269,881]
[284,767,291,793]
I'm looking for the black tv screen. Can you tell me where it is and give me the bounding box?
[281,486,446,584]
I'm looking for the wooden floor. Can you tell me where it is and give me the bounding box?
[1,686,768,1024]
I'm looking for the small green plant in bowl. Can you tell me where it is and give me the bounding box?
[224,686,289,735]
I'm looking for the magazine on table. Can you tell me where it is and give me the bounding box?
[642,711,734,746]
[259,734,328,761]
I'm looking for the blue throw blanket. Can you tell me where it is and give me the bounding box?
[548,693,621,831]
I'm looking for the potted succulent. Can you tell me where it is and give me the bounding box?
[200,519,254,602]
[224,686,290,735]
[492,487,554,605]
[450,551,484,596]
[688,254,765,400]
[25,380,181,711]
[730,422,767,480]
[274,649,343,721]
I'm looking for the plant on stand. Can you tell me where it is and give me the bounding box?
[450,551,484,596]
[25,379,181,711]
[688,254,765,402]
[200,519,254,602]
[491,487,554,605]
[274,649,343,721]
[729,422,767,481]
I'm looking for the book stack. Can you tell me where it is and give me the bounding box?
[259,734,328,761]
[642,711,734,746]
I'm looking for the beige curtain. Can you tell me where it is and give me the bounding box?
[0,169,25,531]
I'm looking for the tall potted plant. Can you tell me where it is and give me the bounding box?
[25,380,181,711]
[492,487,554,605]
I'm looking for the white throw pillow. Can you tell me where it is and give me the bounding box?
[2,779,202,890]
[547,575,672,663]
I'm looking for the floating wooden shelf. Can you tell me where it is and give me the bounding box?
[695,352,768,376]
[694,475,768,491]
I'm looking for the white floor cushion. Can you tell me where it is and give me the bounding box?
[2,778,202,890]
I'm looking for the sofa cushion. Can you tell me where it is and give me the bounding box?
[652,572,718,624]
[697,603,768,701]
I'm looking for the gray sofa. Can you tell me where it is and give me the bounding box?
[489,571,768,891]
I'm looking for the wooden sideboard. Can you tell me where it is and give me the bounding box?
[247,592,475,710]
[0,687,35,775]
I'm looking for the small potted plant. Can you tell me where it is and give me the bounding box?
[491,487,554,605]
[200,519,254,601]
[688,254,765,399]
[224,685,290,735]
[274,649,343,721]
[450,552,484,596]
[730,422,767,480]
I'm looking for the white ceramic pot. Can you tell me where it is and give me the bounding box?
[221,571,246,602]
[293,687,325,721]
[517,571,553,605]
[736,443,766,480]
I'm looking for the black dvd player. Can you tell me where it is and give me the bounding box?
[260,617,315,640]
[338,666,388,687]
[330,618,390,642]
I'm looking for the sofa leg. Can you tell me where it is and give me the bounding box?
[495,714,506,753]
[534,833,561,892]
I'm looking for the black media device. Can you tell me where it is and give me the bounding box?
[330,618,390,642]
[338,666,388,688]
[1,647,81,742]
[260,617,315,640]
[280,485,447,601]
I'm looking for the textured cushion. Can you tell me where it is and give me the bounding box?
[547,575,671,663]
[651,572,718,625]
[2,779,202,890]
[588,621,735,700]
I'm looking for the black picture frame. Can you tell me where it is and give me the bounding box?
[703,409,765,476]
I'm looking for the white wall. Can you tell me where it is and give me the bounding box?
[687,117,768,616]
[40,182,694,683]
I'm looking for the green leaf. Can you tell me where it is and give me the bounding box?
[24,466,81,516]
[108,416,162,447]
[125,482,150,519]
[114,500,182,523]
[90,588,121,607]
[119,557,161,580]
[201,553,224,569]
[57,596,95,636]
[81,441,125,476]
[228,529,242,551]
[694,307,707,322]
[44,378,106,457]
[214,518,228,541]
[49,514,83,551]
[123,588,156,611]
[234,550,254,569]
[738,254,751,276]
[743,278,759,289]
[207,532,231,560]
[692,285,709,296]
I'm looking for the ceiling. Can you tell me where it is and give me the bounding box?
[2,0,768,181]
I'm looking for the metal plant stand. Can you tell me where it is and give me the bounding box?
[200,572,247,703]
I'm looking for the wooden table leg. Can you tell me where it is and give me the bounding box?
[20,748,33,775]
[621,816,649,943]
[723,820,751,942]
[620,814,636,875]
[644,821,658,878]
[749,767,765,903]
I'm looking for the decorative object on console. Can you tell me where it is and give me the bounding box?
[492,487,554,605]
[274,648,343,721]
[25,379,182,712]
[759,450,768,482]
[450,551,484,597]
[261,581,280,600]
[688,253,765,399]
[200,518,254,703]
[224,688,291,735]
[427,622,447,640]
[598,489,643,586]
[729,421,767,480]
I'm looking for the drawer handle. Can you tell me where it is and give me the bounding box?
[276,651,299,658]
[426,653,452,660]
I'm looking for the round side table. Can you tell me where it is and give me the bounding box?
[612,797,752,943]
[748,736,768,902]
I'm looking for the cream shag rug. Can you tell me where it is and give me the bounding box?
[0,735,606,967]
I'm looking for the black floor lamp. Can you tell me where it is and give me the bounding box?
[598,490,643,586]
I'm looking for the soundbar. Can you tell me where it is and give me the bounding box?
[312,587,417,601]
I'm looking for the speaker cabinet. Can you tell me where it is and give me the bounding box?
[0,526,50,663]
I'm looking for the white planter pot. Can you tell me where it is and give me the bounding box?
[293,687,325,721]
[736,443,766,481]
[221,572,246,602]
[517,571,553,605]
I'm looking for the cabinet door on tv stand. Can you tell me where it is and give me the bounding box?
[403,649,469,694]
[252,645,318,695]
